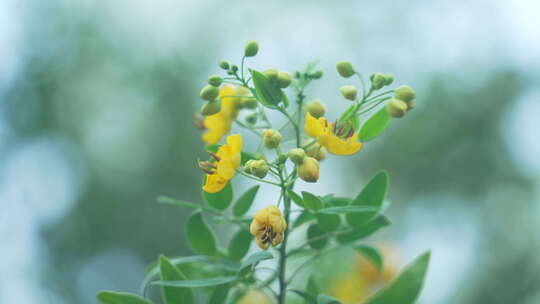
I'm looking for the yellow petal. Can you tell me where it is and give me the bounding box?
[304,112,326,138]
[250,219,264,235]
[271,232,284,246]
[202,174,228,193]
[216,157,235,180]
[255,237,269,249]
[323,133,362,156]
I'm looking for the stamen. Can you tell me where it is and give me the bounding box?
[345,126,355,139]
[332,120,337,133]
[208,151,221,162]
[336,124,345,136]
[193,114,206,130]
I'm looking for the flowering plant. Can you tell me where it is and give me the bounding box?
[98,41,430,304]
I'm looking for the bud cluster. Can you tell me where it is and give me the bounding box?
[386,85,416,118]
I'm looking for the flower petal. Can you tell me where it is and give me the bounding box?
[304,112,326,138]
[324,133,363,155]
[202,174,228,193]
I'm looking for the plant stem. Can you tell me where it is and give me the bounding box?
[277,185,291,304]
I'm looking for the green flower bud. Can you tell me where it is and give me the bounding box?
[384,73,394,85]
[251,160,269,178]
[336,61,355,78]
[244,41,259,57]
[200,100,221,116]
[200,85,220,101]
[242,96,258,109]
[298,157,320,183]
[394,85,415,102]
[262,129,282,149]
[372,73,386,90]
[277,154,288,164]
[305,100,326,118]
[406,100,414,110]
[311,70,323,79]
[263,68,279,81]
[287,148,306,165]
[386,99,408,118]
[253,152,267,161]
[294,71,302,79]
[276,71,293,88]
[243,159,256,173]
[306,144,326,161]
[208,75,223,87]
[246,113,258,125]
[231,65,239,73]
[339,85,358,101]
[219,60,230,70]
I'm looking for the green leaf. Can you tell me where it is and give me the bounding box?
[233,185,260,216]
[290,289,317,304]
[337,216,391,244]
[159,255,194,304]
[338,104,357,125]
[365,251,431,304]
[307,224,327,250]
[186,211,217,255]
[318,205,377,215]
[240,251,273,271]
[307,275,319,296]
[97,291,150,304]
[140,256,209,294]
[293,212,315,228]
[203,182,233,210]
[302,191,324,211]
[346,171,388,228]
[322,196,350,207]
[316,213,340,232]
[251,70,282,108]
[229,229,252,261]
[317,294,342,304]
[288,190,305,208]
[158,196,201,210]
[209,284,230,304]
[152,276,237,288]
[359,107,391,142]
[354,245,383,272]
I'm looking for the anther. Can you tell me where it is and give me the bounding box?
[208,151,221,162]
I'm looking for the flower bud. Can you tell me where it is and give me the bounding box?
[394,85,415,102]
[200,100,221,116]
[241,97,258,109]
[219,60,230,70]
[339,85,358,101]
[276,71,293,88]
[277,154,288,164]
[244,41,259,57]
[298,157,320,183]
[306,144,326,161]
[305,100,326,118]
[253,152,267,161]
[251,160,269,178]
[246,113,258,125]
[287,148,306,165]
[384,73,394,85]
[207,75,223,87]
[386,99,408,118]
[200,85,220,101]
[262,129,282,149]
[311,70,323,79]
[244,159,256,173]
[263,68,279,81]
[372,73,386,90]
[231,65,239,73]
[406,100,414,110]
[336,61,355,78]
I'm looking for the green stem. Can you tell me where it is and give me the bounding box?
[277,182,291,304]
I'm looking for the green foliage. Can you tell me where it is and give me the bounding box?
[346,171,389,228]
[337,215,391,244]
[302,191,324,211]
[159,255,194,304]
[317,294,342,304]
[359,106,391,141]
[228,229,252,261]
[307,224,327,249]
[152,276,237,288]
[365,251,431,304]
[209,284,230,304]
[186,211,217,255]
[97,291,150,304]
[251,70,283,108]
[233,185,260,216]
[240,251,273,271]
[288,190,306,208]
[354,245,384,272]
[203,182,233,210]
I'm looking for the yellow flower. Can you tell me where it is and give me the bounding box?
[250,206,287,249]
[201,134,242,193]
[304,112,362,156]
[202,85,249,145]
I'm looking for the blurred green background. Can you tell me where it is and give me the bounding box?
[1,0,539,303]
